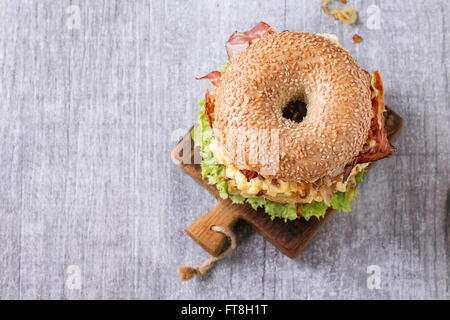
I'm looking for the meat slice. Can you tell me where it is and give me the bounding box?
[225,22,275,61]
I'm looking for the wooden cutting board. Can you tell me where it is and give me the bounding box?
[171,108,403,259]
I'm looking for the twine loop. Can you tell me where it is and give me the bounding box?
[177,225,236,281]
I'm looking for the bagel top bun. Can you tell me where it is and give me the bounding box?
[209,31,372,183]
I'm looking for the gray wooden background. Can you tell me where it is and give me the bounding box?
[0,0,449,300]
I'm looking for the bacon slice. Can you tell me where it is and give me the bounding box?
[240,169,258,182]
[204,88,215,127]
[196,71,221,81]
[200,22,276,124]
[197,22,275,87]
[342,71,395,183]
[355,71,396,164]
[196,70,222,86]
[226,22,275,61]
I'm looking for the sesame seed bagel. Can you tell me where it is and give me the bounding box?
[210,31,373,183]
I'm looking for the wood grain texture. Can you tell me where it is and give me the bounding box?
[0,0,449,299]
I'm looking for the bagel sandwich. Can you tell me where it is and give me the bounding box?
[192,22,395,221]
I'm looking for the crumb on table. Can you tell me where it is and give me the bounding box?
[352,34,363,43]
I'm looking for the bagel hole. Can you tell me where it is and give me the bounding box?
[282,100,307,123]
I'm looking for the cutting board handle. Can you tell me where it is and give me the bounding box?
[185,200,239,257]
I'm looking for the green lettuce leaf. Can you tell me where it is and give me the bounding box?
[264,202,298,222]
[301,201,329,221]
[330,192,352,212]
[216,180,229,200]
[192,97,228,199]
[355,167,368,182]
[230,194,245,204]
[219,62,231,72]
[371,73,379,97]
[245,196,266,210]
[330,181,360,213]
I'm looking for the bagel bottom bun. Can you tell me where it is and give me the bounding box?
[193,28,395,222]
